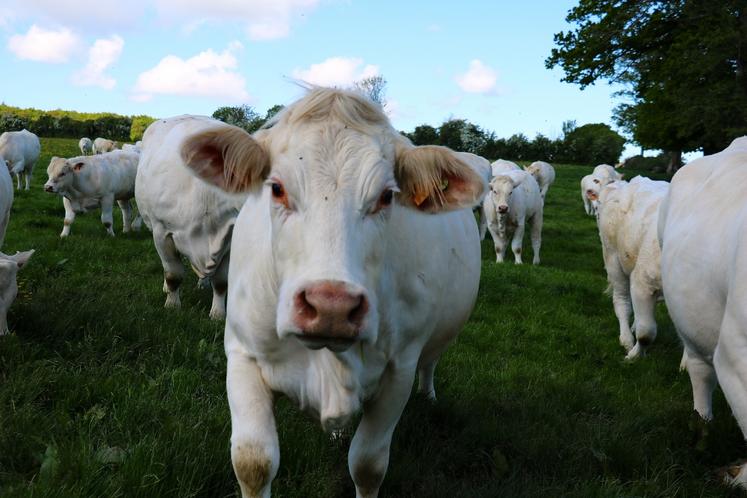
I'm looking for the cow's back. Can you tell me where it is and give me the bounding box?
[0,130,40,165]
[136,116,245,277]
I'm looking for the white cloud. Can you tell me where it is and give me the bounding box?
[7,24,80,63]
[292,57,379,87]
[72,35,124,89]
[132,42,250,102]
[455,59,501,95]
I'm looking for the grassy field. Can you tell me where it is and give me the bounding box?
[0,138,743,497]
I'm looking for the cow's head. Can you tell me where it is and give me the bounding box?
[181,88,484,352]
[489,172,523,215]
[0,250,33,335]
[44,157,83,193]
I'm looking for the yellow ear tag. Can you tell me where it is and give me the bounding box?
[413,190,428,207]
[440,177,449,191]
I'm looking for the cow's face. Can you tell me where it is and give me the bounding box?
[0,251,33,335]
[489,174,520,215]
[44,157,81,193]
[181,93,484,352]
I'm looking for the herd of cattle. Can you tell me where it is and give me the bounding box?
[0,87,746,496]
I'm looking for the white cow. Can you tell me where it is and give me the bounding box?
[593,163,624,183]
[122,143,140,153]
[93,137,117,154]
[658,136,747,488]
[491,158,521,176]
[79,137,93,155]
[581,173,617,216]
[0,129,40,190]
[596,176,669,360]
[0,250,33,335]
[43,150,140,237]
[179,88,485,498]
[0,161,12,248]
[483,169,543,264]
[457,151,492,240]
[525,161,555,200]
[135,116,245,319]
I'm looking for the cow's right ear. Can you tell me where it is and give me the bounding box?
[180,125,271,193]
[72,161,85,172]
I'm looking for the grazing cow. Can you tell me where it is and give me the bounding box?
[93,137,117,154]
[457,151,492,239]
[596,176,669,360]
[79,137,93,155]
[43,150,140,237]
[658,136,747,488]
[0,250,34,335]
[525,161,556,200]
[179,88,485,497]
[483,170,543,264]
[491,158,521,176]
[0,162,12,248]
[135,116,246,319]
[593,163,624,183]
[0,129,40,191]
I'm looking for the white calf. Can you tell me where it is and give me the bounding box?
[491,158,521,176]
[596,176,668,360]
[93,137,117,154]
[79,137,93,155]
[525,161,556,200]
[0,129,40,191]
[593,163,623,183]
[0,250,34,335]
[484,170,543,264]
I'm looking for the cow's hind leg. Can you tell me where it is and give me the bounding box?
[153,228,184,309]
[530,212,542,265]
[117,199,133,233]
[209,255,229,320]
[24,170,31,191]
[625,275,658,360]
[100,194,115,236]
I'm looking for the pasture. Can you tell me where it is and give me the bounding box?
[0,138,741,497]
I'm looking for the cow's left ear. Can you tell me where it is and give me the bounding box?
[9,249,34,269]
[181,125,271,193]
[72,161,85,172]
[394,144,486,213]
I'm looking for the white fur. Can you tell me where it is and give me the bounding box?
[92,137,117,154]
[0,161,12,248]
[581,172,617,216]
[456,151,492,240]
[658,136,747,488]
[596,176,668,360]
[78,137,93,155]
[483,170,543,264]
[593,163,624,183]
[0,129,40,191]
[0,250,33,335]
[491,158,521,176]
[524,161,555,200]
[44,150,140,237]
[135,115,245,319]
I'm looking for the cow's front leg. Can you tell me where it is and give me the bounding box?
[227,348,278,498]
[24,170,31,191]
[209,255,229,320]
[511,222,525,264]
[100,194,115,236]
[349,361,416,498]
[60,197,76,237]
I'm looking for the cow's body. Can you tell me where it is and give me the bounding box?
[179,88,485,497]
[457,151,492,240]
[491,158,520,176]
[43,150,140,237]
[483,169,543,264]
[0,129,40,191]
[658,136,747,487]
[122,143,140,153]
[597,176,668,359]
[525,160,555,200]
[93,137,117,154]
[0,251,33,335]
[135,116,245,319]
[79,137,93,155]
[0,162,12,248]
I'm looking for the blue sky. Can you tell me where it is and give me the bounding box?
[0,0,638,156]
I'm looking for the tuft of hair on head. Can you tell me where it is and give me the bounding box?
[180,125,271,194]
[395,144,486,213]
[281,86,389,133]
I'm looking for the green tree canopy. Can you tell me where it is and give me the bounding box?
[564,123,626,166]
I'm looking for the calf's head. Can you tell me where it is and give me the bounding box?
[181,89,485,351]
[489,173,522,215]
[0,250,33,335]
[44,157,83,193]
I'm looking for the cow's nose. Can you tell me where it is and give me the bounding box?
[44,185,53,193]
[497,205,509,214]
[293,280,368,340]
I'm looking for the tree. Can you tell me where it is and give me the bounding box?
[354,75,387,107]
[437,119,467,151]
[546,0,747,172]
[563,123,625,166]
[264,104,284,122]
[409,124,439,145]
[130,116,156,141]
[212,105,264,133]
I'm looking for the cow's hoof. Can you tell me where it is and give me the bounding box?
[624,343,642,361]
[717,459,747,488]
[209,308,226,320]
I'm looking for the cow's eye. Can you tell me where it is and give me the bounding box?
[371,188,394,214]
[270,180,290,209]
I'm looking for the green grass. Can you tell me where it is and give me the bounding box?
[0,138,742,497]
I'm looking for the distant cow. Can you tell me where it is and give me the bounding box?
[596,176,668,360]
[43,150,140,237]
[457,151,492,239]
[581,173,617,216]
[0,129,40,191]
[483,170,543,264]
[179,88,485,497]
[79,137,93,155]
[93,137,117,154]
[491,158,521,176]
[0,162,12,247]
[658,136,747,488]
[0,250,34,335]
[593,163,623,183]
[135,115,246,319]
[525,161,556,200]
[122,143,140,153]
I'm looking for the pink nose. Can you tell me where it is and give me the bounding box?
[497,205,508,214]
[293,280,368,340]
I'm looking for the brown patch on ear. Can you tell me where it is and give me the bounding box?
[395,145,485,213]
[73,162,85,172]
[180,125,271,193]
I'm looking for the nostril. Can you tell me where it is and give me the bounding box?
[348,294,368,328]
[295,290,318,322]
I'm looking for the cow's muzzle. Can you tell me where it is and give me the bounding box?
[44,185,54,193]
